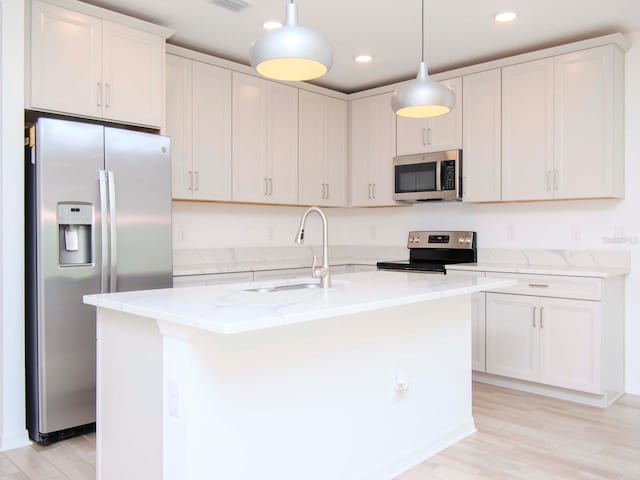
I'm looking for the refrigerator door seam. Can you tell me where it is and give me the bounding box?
[99,170,109,293]
[107,171,117,292]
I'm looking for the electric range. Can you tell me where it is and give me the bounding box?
[377,231,477,274]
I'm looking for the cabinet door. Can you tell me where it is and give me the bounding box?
[554,46,619,199]
[538,298,601,393]
[502,59,554,201]
[369,93,397,206]
[323,97,348,207]
[396,117,426,156]
[165,54,193,199]
[486,293,539,382]
[298,90,326,205]
[31,1,102,118]
[192,62,232,201]
[232,73,268,203]
[102,21,163,127]
[350,96,374,206]
[266,82,299,205]
[427,77,462,152]
[462,69,502,202]
[471,292,487,372]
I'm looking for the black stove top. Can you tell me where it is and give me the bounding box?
[377,231,477,274]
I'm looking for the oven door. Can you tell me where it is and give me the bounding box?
[393,151,462,202]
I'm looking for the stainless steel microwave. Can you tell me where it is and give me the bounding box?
[393,150,462,202]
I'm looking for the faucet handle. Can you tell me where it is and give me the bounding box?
[311,255,318,277]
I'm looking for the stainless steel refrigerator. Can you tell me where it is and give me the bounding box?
[25,117,173,444]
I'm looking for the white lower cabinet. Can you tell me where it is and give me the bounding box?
[486,294,540,382]
[471,292,486,372]
[486,292,602,394]
[538,298,601,393]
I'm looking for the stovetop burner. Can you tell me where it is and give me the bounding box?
[377,231,477,274]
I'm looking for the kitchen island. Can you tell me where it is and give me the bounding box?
[84,271,515,480]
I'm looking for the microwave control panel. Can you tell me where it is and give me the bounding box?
[441,160,457,191]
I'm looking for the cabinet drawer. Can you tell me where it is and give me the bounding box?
[173,271,254,287]
[485,272,601,301]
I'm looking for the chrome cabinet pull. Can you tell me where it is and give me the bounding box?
[368,183,372,199]
[532,306,537,328]
[554,169,559,191]
[188,170,193,191]
[194,171,199,191]
[97,82,102,107]
[540,307,545,328]
[105,83,111,108]
[98,170,109,293]
[372,183,376,199]
[264,177,268,195]
[422,128,427,146]
[107,171,118,292]
[427,127,432,146]
[268,178,273,195]
[529,283,549,288]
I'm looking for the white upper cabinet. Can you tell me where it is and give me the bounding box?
[101,21,163,127]
[501,58,555,201]
[191,62,232,201]
[462,69,502,202]
[299,91,347,207]
[232,72,299,205]
[30,0,167,127]
[350,93,396,207]
[554,45,624,199]
[166,54,193,200]
[166,55,232,201]
[31,1,103,118]
[396,77,462,156]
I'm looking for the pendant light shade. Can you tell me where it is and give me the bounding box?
[250,2,333,82]
[391,62,455,118]
[391,0,455,118]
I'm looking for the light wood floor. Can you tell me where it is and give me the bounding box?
[2,383,639,480]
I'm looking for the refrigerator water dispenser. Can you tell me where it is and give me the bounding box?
[58,203,93,266]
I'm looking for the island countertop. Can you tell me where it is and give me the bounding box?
[84,271,515,335]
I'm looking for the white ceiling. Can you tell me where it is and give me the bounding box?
[85,0,640,93]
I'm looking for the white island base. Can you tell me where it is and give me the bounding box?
[89,272,515,480]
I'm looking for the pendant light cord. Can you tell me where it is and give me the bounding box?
[421,0,425,62]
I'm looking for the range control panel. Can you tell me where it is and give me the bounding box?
[407,231,476,249]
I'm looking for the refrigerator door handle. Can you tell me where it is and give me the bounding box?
[107,171,118,292]
[99,170,109,293]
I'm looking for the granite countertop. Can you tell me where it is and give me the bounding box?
[83,271,516,335]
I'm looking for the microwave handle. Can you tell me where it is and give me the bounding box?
[436,161,442,192]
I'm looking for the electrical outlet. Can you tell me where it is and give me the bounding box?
[168,379,180,418]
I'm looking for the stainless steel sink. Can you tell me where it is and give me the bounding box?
[245,282,321,293]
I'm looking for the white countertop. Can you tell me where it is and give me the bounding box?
[84,271,515,335]
[446,262,629,278]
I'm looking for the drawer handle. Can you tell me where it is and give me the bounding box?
[528,283,549,288]
[540,306,545,329]
[532,306,537,328]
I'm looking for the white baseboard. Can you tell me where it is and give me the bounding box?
[473,372,624,408]
[361,418,476,480]
[0,430,31,452]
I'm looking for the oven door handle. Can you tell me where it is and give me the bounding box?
[436,160,442,192]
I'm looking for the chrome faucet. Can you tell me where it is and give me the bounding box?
[295,206,331,288]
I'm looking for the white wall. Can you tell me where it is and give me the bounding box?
[0,0,29,451]
[174,33,640,395]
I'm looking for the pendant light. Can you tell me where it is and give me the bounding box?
[391,0,455,118]
[250,1,333,82]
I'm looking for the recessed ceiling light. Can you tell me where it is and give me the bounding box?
[355,55,372,64]
[262,20,282,30]
[495,11,517,23]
